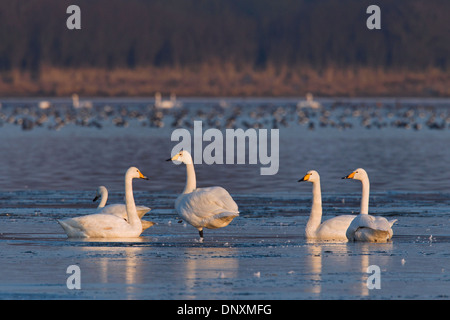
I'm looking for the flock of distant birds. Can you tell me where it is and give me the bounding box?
[58,150,396,242]
[0,93,448,132]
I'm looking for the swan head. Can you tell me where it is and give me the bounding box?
[126,167,149,180]
[342,168,368,181]
[298,170,320,183]
[93,186,107,202]
[166,149,193,164]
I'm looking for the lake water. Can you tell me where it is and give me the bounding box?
[0,97,449,300]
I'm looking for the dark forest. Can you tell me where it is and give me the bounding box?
[0,0,448,96]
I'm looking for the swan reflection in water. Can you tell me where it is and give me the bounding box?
[305,240,393,297]
[75,239,238,299]
[78,237,147,298]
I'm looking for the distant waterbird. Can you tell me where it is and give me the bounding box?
[155,92,181,109]
[297,93,321,109]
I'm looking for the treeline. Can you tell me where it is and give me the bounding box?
[0,0,449,77]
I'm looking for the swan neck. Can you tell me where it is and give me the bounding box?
[125,176,141,227]
[98,190,108,208]
[183,162,197,194]
[306,180,322,235]
[360,177,370,214]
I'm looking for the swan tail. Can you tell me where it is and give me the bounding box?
[137,206,151,218]
[389,219,398,227]
[141,220,155,231]
[57,219,86,238]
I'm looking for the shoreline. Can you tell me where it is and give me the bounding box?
[1,66,448,98]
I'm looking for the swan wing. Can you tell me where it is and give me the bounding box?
[200,186,239,214]
[361,214,393,231]
[346,214,394,241]
[200,211,240,229]
[97,204,151,219]
[178,187,239,218]
[176,186,239,227]
[58,213,135,238]
[316,215,356,240]
[349,214,391,232]
[96,204,126,217]
[136,206,151,218]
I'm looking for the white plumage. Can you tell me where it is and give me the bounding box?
[175,186,239,230]
[93,185,154,231]
[342,168,397,242]
[58,167,149,238]
[297,93,321,109]
[299,170,356,241]
[167,150,239,241]
[347,213,396,242]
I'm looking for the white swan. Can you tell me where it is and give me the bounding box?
[342,168,397,242]
[58,167,149,238]
[93,185,109,208]
[39,100,51,110]
[297,93,321,109]
[167,150,239,241]
[72,93,93,109]
[299,170,356,241]
[93,185,154,231]
[155,92,181,109]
